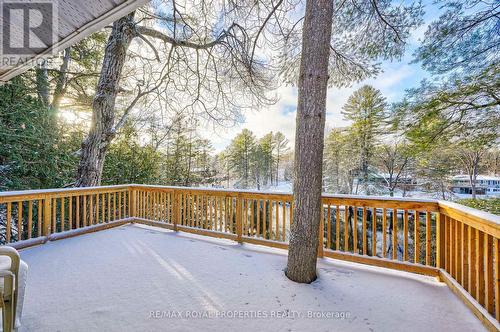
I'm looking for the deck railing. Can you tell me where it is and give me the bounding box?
[0,184,498,330]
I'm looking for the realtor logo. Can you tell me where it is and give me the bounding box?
[1,0,58,60]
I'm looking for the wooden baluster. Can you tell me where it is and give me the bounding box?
[382,208,387,258]
[147,192,151,220]
[60,198,65,232]
[362,207,367,255]
[444,215,449,272]
[282,200,286,242]
[68,196,72,230]
[257,200,261,237]
[461,222,466,286]
[426,211,431,266]
[76,196,80,229]
[336,206,341,251]
[403,209,408,261]
[214,197,220,230]
[118,192,122,220]
[263,200,267,239]
[138,192,142,218]
[249,199,254,236]
[236,196,242,243]
[469,225,476,298]
[327,205,331,250]
[37,199,42,237]
[484,234,494,315]
[167,193,171,222]
[125,191,129,218]
[107,193,114,222]
[392,209,397,260]
[436,213,444,269]
[344,205,349,252]
[28,201,33,239]
[52,198,57,231]
[112,193,116,221]
[203,196,208,228]
[476,230,485,305]
[275,200,279,241]
[96,193,101,224]
[457,220,463,282]
[89,195,94,226]
[83,195,87,227]
[353,206,358,254]
[371,207,376,256]
[181,194,185,225]
[455,219,460,281]
[188,194,192,227]
[6,202,12,243]
[415,211,420,264]
[17,201,23,241]
[269,200,273,238]
[495,238,499,320]
[196,195,203,228]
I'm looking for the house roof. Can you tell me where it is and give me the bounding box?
[452,175,500,181]
[0,0,148,84]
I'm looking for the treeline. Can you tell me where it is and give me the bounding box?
[221,130,291,189]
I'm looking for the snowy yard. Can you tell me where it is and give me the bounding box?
[19,224,484,331]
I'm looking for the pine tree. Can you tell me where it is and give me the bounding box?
[342,85,387,194]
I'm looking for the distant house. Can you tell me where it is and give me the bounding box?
[450,175,500,196]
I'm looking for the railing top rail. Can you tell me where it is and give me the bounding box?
[0,184,130,201]
[129,184,439,203]
[438,200,500,238]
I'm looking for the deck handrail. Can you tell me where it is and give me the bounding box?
[0,184,498,330]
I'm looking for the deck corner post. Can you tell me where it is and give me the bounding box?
[43,196,52,236]
[236,195,243,244]
[130,187,137,219]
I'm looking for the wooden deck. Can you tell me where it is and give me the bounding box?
[19,224,486,331]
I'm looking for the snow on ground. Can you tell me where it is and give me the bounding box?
[19,224,485,332]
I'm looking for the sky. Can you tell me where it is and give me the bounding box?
[204,1,442,152]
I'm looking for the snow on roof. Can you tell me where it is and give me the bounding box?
[0,0,148,84]
[452,175,500,181]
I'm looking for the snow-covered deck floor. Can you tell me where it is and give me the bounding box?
[20,224,485,331]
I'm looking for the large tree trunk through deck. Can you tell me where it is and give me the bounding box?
[75,12,136,187]
[286,0,333,283]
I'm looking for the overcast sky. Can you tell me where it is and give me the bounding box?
[204,1,441,152]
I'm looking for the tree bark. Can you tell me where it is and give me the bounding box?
[75,13,136,187]
[286,0,333,283]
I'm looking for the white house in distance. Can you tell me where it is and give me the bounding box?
[451,175,500,196]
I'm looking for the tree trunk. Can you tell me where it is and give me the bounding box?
[286,0,333,283]
[51,47,71,111]
[35,60,50,107]
[75,13,136,187]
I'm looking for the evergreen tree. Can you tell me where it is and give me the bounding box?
[342,85,387,194]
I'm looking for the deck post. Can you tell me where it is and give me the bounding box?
[130,188,137,218]
[43,196,51,236]
[236,195,243,243]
